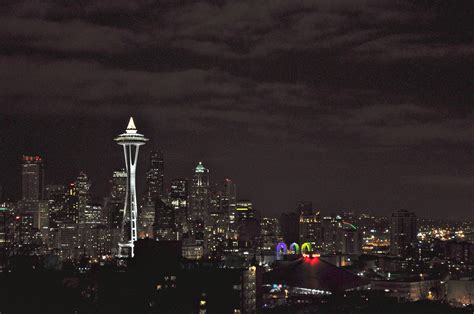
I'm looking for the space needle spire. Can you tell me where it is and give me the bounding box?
[115,117,148,258]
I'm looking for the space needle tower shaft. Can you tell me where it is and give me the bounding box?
[114,117,148,258]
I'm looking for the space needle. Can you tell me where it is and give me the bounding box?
[115,117,148,258]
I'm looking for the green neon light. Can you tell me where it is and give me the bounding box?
[343,221,357,230]
[0,207,8,212]
[301,242,312,254]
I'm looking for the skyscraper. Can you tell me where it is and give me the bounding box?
[235,200,260,249]
[221,179,237,239]
[321,215,342,253]
[169,178,189,237]
[139,150,164,239]
[145,150,164,201]
[76,172,92,225]
[21,155,44,201]
[139,195,155,239]
[109,169,127,228]
[190,162,210,241]
[114,117,148,258]
[155,200,175,240]
[298,202,321,245]
[45,184,66,227]
[390,209,417,257]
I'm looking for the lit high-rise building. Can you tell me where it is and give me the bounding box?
[108,169,127,228]
[145,150,164,201]
[190,162,210,241]
[170,178,188,237]
[21,155,44,201]
[221,179,237,238]
[235,200,260,248]
[155,200,175,240]
[390,209,417,257]
[114,117,148,258]
[62,183,78,224]
[298,201,321,245]
[260,217,282,253]
[235,200,254,222]
[79,203,103,257]
[139,195,155,238]
[76,172,92,225]
[321,215,342,253]
[341,225,362,255]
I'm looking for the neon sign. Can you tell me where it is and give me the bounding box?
[276,242,319,259]
[289,242,300,254]
[276,242,288,259]
[301,242,312,254]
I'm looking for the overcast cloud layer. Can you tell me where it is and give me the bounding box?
[1,0,472,219]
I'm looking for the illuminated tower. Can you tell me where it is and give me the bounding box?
[390,209,417,257]
[190,162,209,240]
[145,150,164,201]
[21,155,44,201]
[115,117,148,257]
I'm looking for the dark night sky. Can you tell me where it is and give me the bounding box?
[0,0,472,219]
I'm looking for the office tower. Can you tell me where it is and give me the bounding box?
[21,155,44,201]
[114,117,148,258]
[170,178,188,237]
[221,179,237,238]
[45,185,66,224]
[235,200,260,247]
[280,212,299,244]
[341,225,362,255]
[235,200,254,222]
[260,217,282,253]
[79,204,103,257]
[76,172,92,225]
[108,169,127,228]
[13,213,36,246]
[321,215,342,253]
[82,204,102,225]
[63,183,79,224]
[190,162,210,241]
[56,223,78,260]
[390,209,417,257]
[206,183,226,254]
[38,200,49,247]
[75,172,98,256]
[155,200,175,240]
[145,150,164,201]
[139,195,155,238]
[45,184,66,251]
[298,202,321,245]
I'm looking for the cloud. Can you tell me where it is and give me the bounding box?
[0,56,242,103]
[4,0,472,60]
[401,175,474,187]
[0,17,149,54]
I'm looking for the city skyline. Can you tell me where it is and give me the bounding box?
[0,1,472,220]
[1,2,473,312]
[0,114,471,220]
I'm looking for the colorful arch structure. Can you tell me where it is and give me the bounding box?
[276,242,288,259]
[289,242,300,254]
[301,242,312,254]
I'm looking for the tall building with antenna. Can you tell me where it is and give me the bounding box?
[114,117,148,258]
[189,162,210,241]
